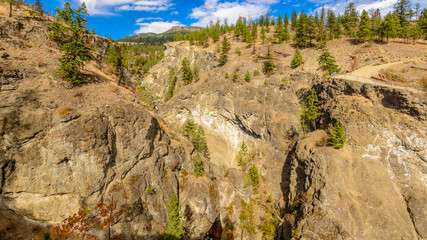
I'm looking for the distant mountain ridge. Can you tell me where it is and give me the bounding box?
[119,26,201,45]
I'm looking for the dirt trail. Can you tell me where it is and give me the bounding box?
[335,60,425,95]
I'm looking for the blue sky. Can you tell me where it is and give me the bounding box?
[38,0,425,39]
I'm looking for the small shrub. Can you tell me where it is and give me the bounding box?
[57,107,72,117]
[235,47,241,56]
[254,69,260,76]
[225,72,229,79]
[245,165,260,194]
[236,142,252,166]
[218,54,228,66]
[145,187,154,194]
[232,70,238,82]
[240,199,256,236]
[244,71,251,82]
[164,194,186,239]
[328,121,346,149]
[193,153,204,177]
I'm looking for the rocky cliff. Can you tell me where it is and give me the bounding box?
[1,2,427,240]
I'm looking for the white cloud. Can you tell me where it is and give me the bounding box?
[171,11,179,15]
[190,0,279,27]
[308,0,415,15]
[78,0,173,15]
[136,17,163,22]
[134,20,183,33]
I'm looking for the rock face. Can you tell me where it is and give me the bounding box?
[1,3,427,240]
[0,8,219,239]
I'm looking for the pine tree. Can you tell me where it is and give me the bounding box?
[245,70,251,82]
[48,2,93,85]
[251,21,258,42]
[370,8,382,41]
[327,9,337,40]
[263,47,275,75]
[174,32,182,41]
[218,54,228,66]
[181,57,193,84]
[291,10,298,30]
[409,24,421,44]
[418,9,427,35]
[274,14,284,43]
[357,10,373,42]
[165,67,177,101]
[260,26,266,43]
[164,194,186,240]
[316,7,327,43]
[414,3,421,20]
[294,11,311,48]
[344,2,359,38]
[221,35,231,53]
[328,121,346,149]
[379,12,400,43]
[394,0,412,24]
[291,47,303,69]
[34,0,43,15]
[301,88,322,130]
[317,43,340,75]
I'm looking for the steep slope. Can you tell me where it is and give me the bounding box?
[0,3,219,239]
[145,35,427,239]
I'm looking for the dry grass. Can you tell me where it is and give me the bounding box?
[57,107,72,117]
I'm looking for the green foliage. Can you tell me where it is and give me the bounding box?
[222,36,231,53]
[165,67,177,101]
[43,231,51,240]
[225,72,229,79]
[164,194,186,240]
[174,32,182,41]
[317,43,340,75]
[106,44,122,76]
[244,70,251,82]
[357,10,372,42]
[328,121,346,149]
[245,165,260,193]
[259,210,279,240]
[263,47,276,75]
[236,142,252,166]
[145,187,154,194]
[344,2,358,38]
[48,2,93,86]
[240,199,256,236]
[218,53,228,66]
[34,0,43,15]
[181,57,193,85]
[120,44,164,75]
[301,88,322,131]
[294,11,312,48]
[260,26,266,43]
[379,12,400,42]
[193,152,204,177]
[183,111,209,156]
[232,70,238,82]
[292,227,301,239]
[291,47,303,69]
[235,47,241,56]
[254,69,260,76]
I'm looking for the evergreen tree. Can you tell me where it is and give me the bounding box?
[244,70,251,82]
[327,9,337,40]
[165,67,177,101]
[106,44,122,76]
[328,121,346,149]
[274,14,284,43]
[34,0,43,15]
[394,0,412,24]
[418,8,427,35]
[370,8,382,40]
[181,57,193,84]
[221,35,231,53]
[174,32,182,41]
[379,12,400,43]
[164,194,186,240]
[316,7,327,43]
[291,10,298,29]
[218,54,228,66]
[414,3,421,20]
[294,11,311,48]
[344,2,359,38]
[263,47,275,75]
[409,24,422,44]
[291,46,303,69]
[317,43,340,75]
[357,10,373,42]
[260,26,266,43]
[301,88,322,130]
[48,2,93,85]
[251,21,258,42]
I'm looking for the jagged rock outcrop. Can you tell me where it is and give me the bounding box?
[0,7,219,239]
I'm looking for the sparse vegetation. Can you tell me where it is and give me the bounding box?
[236,142,252,167]
[193,153,204,177]
[240,199,256,237]
[328,121,346,149]
[183,111,209,156]
[164,193,186,240]
[232,70,238,82]
[317,42,340,75]
[301,88,322,131]
[48,2,93,85]
[291,47,303,69]
[245,71,251,82]
[181,57,193,85]
[235,47,241,56]
[254,69,260,76]
[263,47,276,75]
[245,165,260,193]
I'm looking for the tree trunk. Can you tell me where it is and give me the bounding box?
[9,2,12,18]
